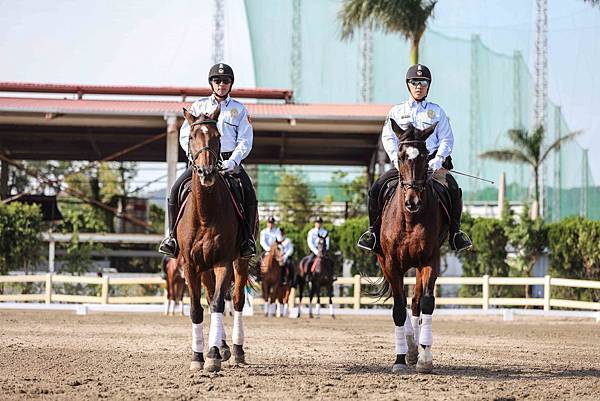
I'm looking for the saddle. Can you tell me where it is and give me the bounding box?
[173,174,247,233]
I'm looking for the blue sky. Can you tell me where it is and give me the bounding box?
[0,0,598,187]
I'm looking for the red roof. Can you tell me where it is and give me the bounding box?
[0,96,390,121]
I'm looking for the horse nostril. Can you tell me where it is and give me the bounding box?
[405,200,412,209]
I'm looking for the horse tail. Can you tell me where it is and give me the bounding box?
[245,256,261,292]
[366,275,392,302]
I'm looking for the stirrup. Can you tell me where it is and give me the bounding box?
[158,236,178,258]
[357,230,377,252]
[450,231,472,253]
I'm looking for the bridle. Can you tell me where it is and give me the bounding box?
[187,119,221,177]
[398,139,430,194]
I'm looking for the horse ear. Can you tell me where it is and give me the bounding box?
[389,118,406,140]
[207,104,221,121]
[182,108,197,125]
[417,122,438,141]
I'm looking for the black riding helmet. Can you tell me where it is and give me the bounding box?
[208,63,234,97]
[405,64,432,97]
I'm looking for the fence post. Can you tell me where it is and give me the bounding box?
[353,274,361,310]
[543,275,551,311]
[45,273,53,304]
[101,276,109,304]
[482,275,490,310]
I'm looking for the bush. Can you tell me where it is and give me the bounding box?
[0,203,44,276]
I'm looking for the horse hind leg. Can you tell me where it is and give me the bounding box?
[232,258,249,365]
[415,265,437,374]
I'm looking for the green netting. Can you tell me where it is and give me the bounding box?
[244,0,598,220]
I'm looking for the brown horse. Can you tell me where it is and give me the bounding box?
[377,120,449,374]
[164,256,186,316]
[299,234,335,319]
[177,106,252,373]
[260,239,285,317]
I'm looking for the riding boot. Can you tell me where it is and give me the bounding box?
[158,198,179,258]
[357,195,382,254]
[447,178,472,253]
[239,189,257,259]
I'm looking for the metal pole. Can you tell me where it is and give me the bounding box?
[165,115,179,236]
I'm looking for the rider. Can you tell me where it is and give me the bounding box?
[357,64,472,254]
[259,216,282,253]
[279,227,294,285]
[158,63,257,259]
[306,216,329,273]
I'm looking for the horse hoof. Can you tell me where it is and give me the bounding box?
[406,336,418,366]
[416,347,433,373]
[392,363,409,373]
[204,357,222,372]
[232,344,246,365]
[221,342,231,362]
[190,351,204,371]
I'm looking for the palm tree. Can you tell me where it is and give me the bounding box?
[479,125,579,218]
[339,0,437,65]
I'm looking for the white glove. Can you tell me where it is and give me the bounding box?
[428,155,444,172]
[221,159,237,173]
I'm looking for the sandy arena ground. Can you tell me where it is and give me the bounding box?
[0,309,599,400]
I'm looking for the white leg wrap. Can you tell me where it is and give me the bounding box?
[419,314,433,346]
[404,309,414,336]
[283,304,289,317]
[316,304,321,316]
[191,322,204,353]
[178,301,184,316]
[232,311,244,345]
[269,303,276,316]
[394,325,408,354]
[263,302,269,315]
[208,312,224,349]
[329,304,334,316]
[411,315,420,344]
[276,302,282,317]
[164,300,170,315]
[308,303,313,314]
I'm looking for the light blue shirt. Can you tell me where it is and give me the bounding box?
[179,95,253,166]
[381,98,454,165]
[259,226,282,252]
[281,237,294,262]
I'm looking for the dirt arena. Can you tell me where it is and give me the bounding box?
[1,310,598,400]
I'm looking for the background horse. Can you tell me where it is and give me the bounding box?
[260,239,285,317]
[164,256,186,316]
[299,234,335,319]
[177,107,253,373]
[377,120,449,374]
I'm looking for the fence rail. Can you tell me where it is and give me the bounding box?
[0,274,598,311]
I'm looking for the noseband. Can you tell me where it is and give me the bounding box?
[188,119,221,177]
[398,139,430,193]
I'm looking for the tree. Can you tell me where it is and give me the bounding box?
[506,204,547,298]
[276,170,315,226]
[479,126,578,218]
[332,170,368,218]
[339,0,437,64]
[0,203,44,277]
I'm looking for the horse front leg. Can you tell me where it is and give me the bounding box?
[315,282,321,319]
[261,280,270,317]
[205,265,233,373]
[328,282,335,319]
[232,259,249,364]
[415,263,438,374]
[186,267,205,371]
[379,256,409,374]
[405,268,422,366]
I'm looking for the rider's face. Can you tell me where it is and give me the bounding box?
[211,78,232,98]
[408,79,429,101]
[315,222,322,229]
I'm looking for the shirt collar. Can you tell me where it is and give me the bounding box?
[408,97,427,109]
[211,95,231,107]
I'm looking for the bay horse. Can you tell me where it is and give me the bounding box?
[299,234,335,319]
[260,239,285,317]
[377,120,449,374]
[164,256,186,316]
[177,106,252,373]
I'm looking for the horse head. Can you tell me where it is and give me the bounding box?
[317,233,328,257]
[273,238,285,264]
[183,106,221,187]
[390,118,437,213]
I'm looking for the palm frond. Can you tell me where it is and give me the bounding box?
[479,150,531,165]
[539,130,581,163]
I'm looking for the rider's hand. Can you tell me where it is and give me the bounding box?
[428,155,444,172]
[221,159,237,173]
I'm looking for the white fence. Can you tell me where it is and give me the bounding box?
[0,274,598,312]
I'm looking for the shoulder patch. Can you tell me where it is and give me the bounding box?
[427,109,436,119]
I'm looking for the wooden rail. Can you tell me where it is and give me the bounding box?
[0,274,598,311]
